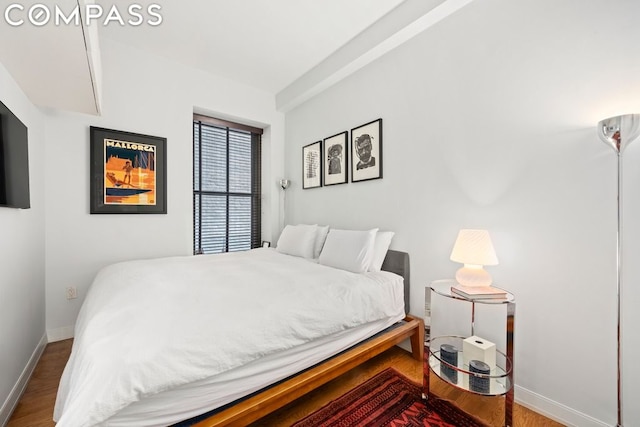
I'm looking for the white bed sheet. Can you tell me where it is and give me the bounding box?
[108,317,401,427]
[54,248,405,427]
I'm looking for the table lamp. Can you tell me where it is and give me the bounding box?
[450,229,499,287]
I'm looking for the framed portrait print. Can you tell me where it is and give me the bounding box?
[90,126,167,214]
[323,131,348,186]
[302,141,322,189]
[351,118,382,182]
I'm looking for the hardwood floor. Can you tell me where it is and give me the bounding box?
[7,340,72,427]
[8,340,563,426]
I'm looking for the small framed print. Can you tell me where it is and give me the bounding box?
[302,141,322,189]
[262,240,271,248]
[351,118,382,182]
[323,131,348,186]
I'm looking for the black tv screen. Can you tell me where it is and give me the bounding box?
[0,99,30,209]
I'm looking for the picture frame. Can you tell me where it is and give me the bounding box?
[90,126,167,214]
[351,118,382,182]
[262,240,271,248]
[323,131,348,186]
[302,140,322,189]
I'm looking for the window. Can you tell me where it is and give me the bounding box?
[193,115,262,254]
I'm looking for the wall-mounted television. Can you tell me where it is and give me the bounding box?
[0,99,30,209]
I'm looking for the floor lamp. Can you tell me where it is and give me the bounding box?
[597,114,640,427]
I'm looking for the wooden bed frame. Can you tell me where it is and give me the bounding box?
[192,250,424,427]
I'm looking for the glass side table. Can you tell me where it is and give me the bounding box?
[424,279,516,427]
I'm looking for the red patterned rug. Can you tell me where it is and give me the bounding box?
[292,368,486,427]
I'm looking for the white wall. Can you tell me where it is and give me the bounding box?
[0,62,46,422]
[44,37,284,338]
[283,0,640,425]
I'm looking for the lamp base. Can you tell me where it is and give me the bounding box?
[455,265,492,287]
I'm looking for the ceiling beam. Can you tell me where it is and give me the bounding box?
[275,0,474,112]
[0,0,102,115]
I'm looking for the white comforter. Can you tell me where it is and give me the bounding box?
[54,248,404,426]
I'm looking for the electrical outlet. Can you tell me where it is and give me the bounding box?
[66,286,77,300]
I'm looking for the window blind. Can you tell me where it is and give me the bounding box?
[193,116,262,254]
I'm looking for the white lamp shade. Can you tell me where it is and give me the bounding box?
[450,229,499,266]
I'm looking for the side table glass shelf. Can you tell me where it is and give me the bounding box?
[424,279,516,427]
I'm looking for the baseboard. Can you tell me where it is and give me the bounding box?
[3,333,607,426]
[397,338,411,353]
[0,333,47,427]
[515,384,610,427]
[47,325,74,342]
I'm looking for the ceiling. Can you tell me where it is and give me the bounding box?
[0,0,100,114]
[96,0,406,94]
[0,0,466,114]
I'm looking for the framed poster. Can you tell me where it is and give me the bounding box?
[302,140,322,189]
[90,126,167,214]
[323,131,348,186]
[351,118,382,182]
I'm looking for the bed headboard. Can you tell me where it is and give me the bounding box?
[381,250,410,314]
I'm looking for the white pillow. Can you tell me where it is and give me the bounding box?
[314,225,330,259]
[368,231,395,272]
[318,228,378,273]
[276,224,317,258]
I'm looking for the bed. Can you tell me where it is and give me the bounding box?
[53,244,423,427]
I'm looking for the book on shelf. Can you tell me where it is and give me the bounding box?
[451,284,507,299]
